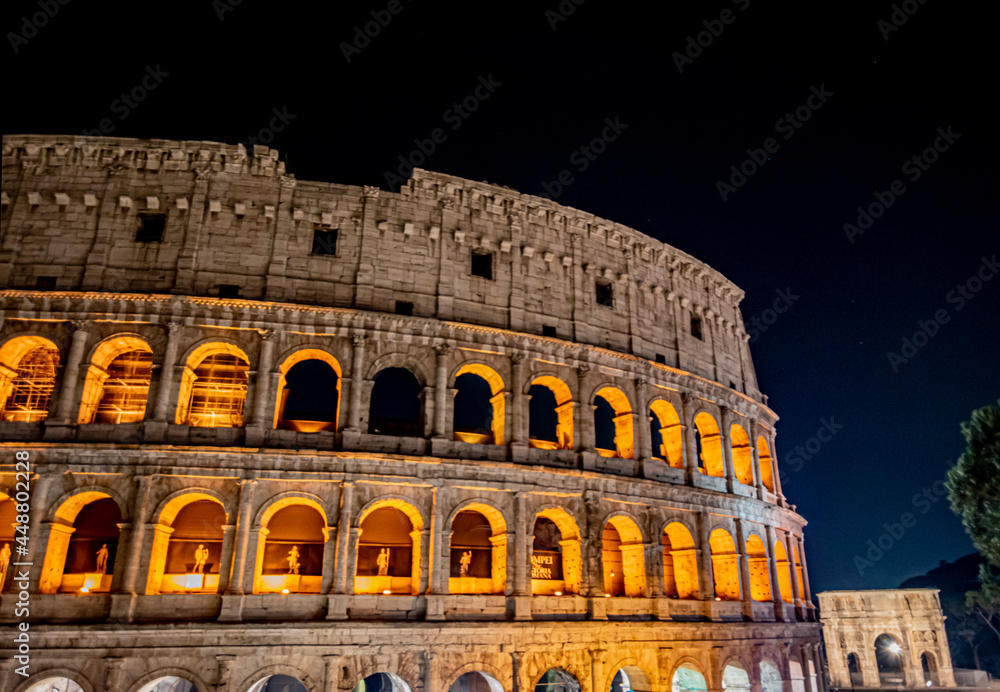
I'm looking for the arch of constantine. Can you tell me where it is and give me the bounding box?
[0,135,822,692]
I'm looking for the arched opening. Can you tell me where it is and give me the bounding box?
[0,498,15,592]
[874,633,905,685]
[760,660,783,692]
[450,508,506,595]
[649,400,683,468]
[157,499,226,593]
[694,412,724,477]
[730,424,753,485]
[921,652,938,686]
[256,504,326,594]
[248,675,308,692]
[662,522,698,599]
[25,679,85,692]
[176,344,249,427]
[601,516,645,597]
[448,672,503,692]
[40,495,121,594]
[528,376,573,450]
[846,652,862,687]
[137,677,200,692]
[757,436,775,492]
[722,664,751,692]
[77,336,153,424]
[356,503,420,595]
[709,528,740,601]
[275,350,341,432]
[368,367,422,437]
[453,364,505,445]
[0,337,61,422]
[533,669,580,692]
[788,659,807,692]
[593,386,634,459]
[671,664,707,692]
[774,539,793,603]
[352,673,412,692]
[610,666,652,692]
[745,534,771,601]
[531,508,582,595]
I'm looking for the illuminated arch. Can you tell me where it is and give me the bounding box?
[793,544,805,597]
[175,341,250,427]
[453,362,506,445]
[532,506,582,595]
[670,660,708,692]
[774,538,793,603]
[40,491,122,594]
[146,490,229,595]
[874,633,906,686]
[757,436,775,492]
[254,497,328,594]
[0,498,15,591]
[721,662,751,692]
[350,674,411,692]
[605,662,653,692]
[920,651,938,686]
[273,348,342,432]
[128,669,209,692]
[592,385,634,459]
[242,668,314,692]
[694,412,724,477]
[532,669,580,692]
[19,670,95,692]
[447,500,508,595]
[662,521,699,599]
[649,398,683,468]
[601,513,646,597]
[356,498,424,595]
[444,661,509,692]
[78,334,153,424]
[528,374,574,450]
[760,659,784,692]
[745,534,771,601]
[0,335,61,423]
[730,424,754,485]
[709,527,740,601]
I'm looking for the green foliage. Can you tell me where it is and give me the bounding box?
[967,564,1000,646]
[947,400,1000,568]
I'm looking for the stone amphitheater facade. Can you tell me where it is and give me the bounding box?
[0,135,823,692]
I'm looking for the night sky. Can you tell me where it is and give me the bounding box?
[4,0,997,594]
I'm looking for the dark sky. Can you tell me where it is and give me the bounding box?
[4,0,997,594]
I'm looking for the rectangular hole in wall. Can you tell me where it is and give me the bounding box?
[394,301,414,316]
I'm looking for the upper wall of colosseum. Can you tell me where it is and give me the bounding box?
[0,134,760,396]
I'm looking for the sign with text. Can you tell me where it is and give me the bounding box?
[530,550,562,580]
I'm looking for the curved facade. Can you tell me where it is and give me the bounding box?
[0,135,822,692]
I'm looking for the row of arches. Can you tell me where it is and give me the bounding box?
[19,656,819,692]
[843,633,943,687]
[2,489,807,605]
[0,333,778,493]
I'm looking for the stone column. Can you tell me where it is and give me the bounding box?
[510,352,527,445]
[226,479,257,595]
[416,528,431,594]
[681,392,699,484]
[796,535,814,616]
[769,432,786,507]
[103,658,127,692]
[697,512,715,600]
[320,525,337,594]
[152,322,182,422]
[720,407,737,493]
[118,475,154,596]
[733,518,752,606]
[250,329,277,427]
[216,655,238,692]
[764,524,785,617]
[510,651,522,692]
[333,481,354,594]
[644,540,662,598]
[513,492,530,620]
[52,320,91,423]
[323,655,343,692]
[784,531,802,607]
[433,344,451,439]
[345,334,366,432]
[634,378,651,461]
[23,473,52,591]
[423,650,436,692]
[750,419,766,500]
[216,524,237,593]
[576,364,593,452]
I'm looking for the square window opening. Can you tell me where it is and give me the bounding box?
[595,281,614,307]
[655,353,667,365]
[312,228,339,256]
[471,251,493,279]
[136,213,166,243]
[690,316,703,340]
[542,325,557,338]
[395,301,414,316]
[218,284,241,299]
[35,276,56,290]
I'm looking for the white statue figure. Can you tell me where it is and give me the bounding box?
[376,548,390,576]
[0,542,10,587]
[459,550,472,578]
[95,544,109,574]
[287,545,300,575]
[193,544,209,574]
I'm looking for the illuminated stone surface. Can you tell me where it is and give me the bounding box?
[0,135,822,692]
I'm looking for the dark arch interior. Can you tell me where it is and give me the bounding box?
[256,675,308,692]
[528,383,558,442]
[453,372,494,437]
[368,367,421,436]
[593,395,616,450]
[280,360,339,425]
[847,653,860,673]
[67,498,122,575]
[353,672,404,692]
[875,633,903,680]
[649,410,664,460]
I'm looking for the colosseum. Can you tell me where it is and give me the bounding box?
[0,135,823,692]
